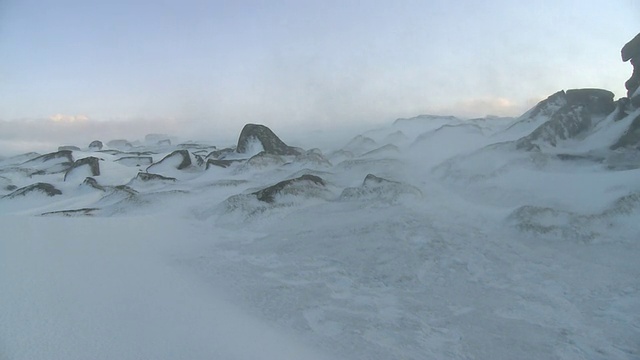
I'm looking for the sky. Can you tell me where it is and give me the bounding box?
[0,0,639,151]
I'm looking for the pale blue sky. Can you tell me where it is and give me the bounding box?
[0,0,638,144]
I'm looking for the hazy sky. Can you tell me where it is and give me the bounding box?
[0,0,638,148]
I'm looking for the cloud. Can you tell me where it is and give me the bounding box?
[49,114,89,122]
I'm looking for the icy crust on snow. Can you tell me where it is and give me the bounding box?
[1,108,640,360]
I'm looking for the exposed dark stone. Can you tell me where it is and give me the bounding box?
[149,150,191,170]
[516,105,591,150]
[41,208,98,217]
[522,91,567,120]
[207,148,235,159]
[206,159,241,169]
[135,172,177,182]
[621,33,640,62]
[363,173,395,186]
[64,157,100,181]
[114,185,138,195]
[253,174,325,203]
[611,112,640,150]
[115,156,153,167]
[88,140,103,150]
[5,185,17,191]
[106,139,133,149]
[195,154,205,166]
[24,150,74,164]
[4,182,62,198]
[622,33,640,98]
[237,124,300,156]
[565,89,615,115]
[82,177,106,191]
[58,145,81,151]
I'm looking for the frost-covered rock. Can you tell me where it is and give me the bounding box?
[58,145,81,151]
[115,156,153,167]
[4,182,62,198]
[340,174,422,203]
[253,174,326,203]
[611,112,640,150]
[64,157,100,181]
[515,89,614,150]
[236,124,300,156]
[106,139,133,149]
[88,140,103,150]
[147,150,192,172]
[133,172,177,183]
[81,177,106,191]
[21,150,74,174]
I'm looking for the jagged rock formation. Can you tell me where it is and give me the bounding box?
[88,140,103,150]
[611,112,640,150]
[64,157,100,181]
[622,33,640,101]
[147,150,191,172]
[236,124,300,156]
[253,174,325,203]
[206,159,240,169]
[24,150,74,165]
[4,182,62,198]
[515,89,614,150]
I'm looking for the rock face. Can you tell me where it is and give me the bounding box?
[340,174,422,202]
[88,140,103,150]
[4,182,62,198]
[58,145,81,151]
[24,150,74,164]
[622,33,640,99]
[236,124,299,156]
[135,172,177,182]
[611,112,640,150]
[64,157,100,181]
[82,177,106,191]
[148,150,191,171]
[515,88,614,150]
[252,174,325,203]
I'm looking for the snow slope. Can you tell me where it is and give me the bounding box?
[1,105,639,359]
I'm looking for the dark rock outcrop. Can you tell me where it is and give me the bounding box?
[148,150,191,171]
[622,33,640,99]
[611,112,640,150]
[82,177,106,191]
[64,157,100,181]
[253,174,325,203]
[236,124,300,156]
[515,89,614,150]
[135,172,177,182]
[206,159,240,169]
[339,174,422,202]
[88,140,103,150]
[24,150,74,165]
[4,182,62,198]
[207,148,236,160]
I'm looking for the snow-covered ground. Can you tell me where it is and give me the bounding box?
[1,105,639,359]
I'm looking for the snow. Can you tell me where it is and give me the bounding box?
[1,112,639,359]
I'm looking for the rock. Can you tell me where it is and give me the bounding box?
[58,145,81,151]
[24,150,74,164]
[147,150,191,171]
[64,157,100,181]
[82,177,106,191]
[207,148,235,160]
[340,174,422,202]
[4,182,62,198]
[115,156,153,167]
[236,124,299,156]
[206,159,240,169]
[611,112,640,150]
[88,140,103,150]
[157,139,171,146]
[134,172,177,182]
[106,139,133,149]
[515,89,614,150]
[622,33,640,98]
[253,174,325,203]
[621,33,640,62]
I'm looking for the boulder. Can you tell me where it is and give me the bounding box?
[134,172,177,182]
[106,139,133,149]
[611,112,640,150]
[58,145,81,151]
[82,177,106,191]
[4,182,62,198]
[236,124,299,156]
[24,150,74,164]
[339,174,422,202]
[64,157,100,181]
[147,150,191,171]
[88,140,103,150]
[252,174,325,203]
